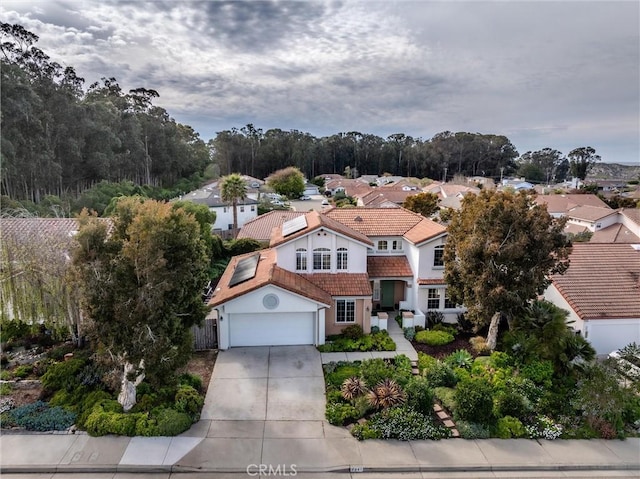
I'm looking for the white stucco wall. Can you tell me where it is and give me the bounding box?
[211,203,258,232]
[585,319,640,355]
[543,284,585,333]
[275,230,368,273]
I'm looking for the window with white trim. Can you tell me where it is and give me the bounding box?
[251,205,255,211]
[296,248,307,271]
[313,248,331,270]
[377,240,388,251]
[392,240,402,251]
[433,245,444,267]
[427,288,440,309]
[337,247,348,270]
[240,205,245,212]
[336,299,355,323]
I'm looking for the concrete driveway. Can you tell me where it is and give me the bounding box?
[201,345,326,422]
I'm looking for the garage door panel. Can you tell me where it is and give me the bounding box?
[230,313,314,347]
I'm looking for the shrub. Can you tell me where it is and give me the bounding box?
[525,415,563,440]
[0,383,12,396]
[13,364,34,379]
[444,349,473,369]
[41,358,85,392]
[371,330,396,351]
[76,390,113,429]
[350,421,382,440]
[424,361,457,388]
[454,378,494,425]
[341,377,367,401]
[415,330,454,346]
[342,324,364,340]
[403,327,416,341]
[325,363,361,389]
[520,360,554,387]
[364,406,451,440]
[174,385,204,417]
[326,402,360,426]
[456,313,474,333]
[493,389,532,419]
[0,370,11,381]
[326,389,344,404]
[432,323,457,336]
[392,355,413,386]
[47,344,77,361]
[496,416,526,438]
[433,387,457,412]
[153,407,193,436]
[0,320,32,343]
[367,379,406,409]
[179,373,203,393]
[418,352,437,375]
[370,326,380,334]
[470,336,490,355]
[3,401,76,431]
[360,358,396,388]
[404,376,434,415]
[426,311,444,329]
[456,420,491,439]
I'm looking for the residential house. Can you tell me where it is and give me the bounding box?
[237,210,306,243]
[324,178,373,197]
[565,206,619,233]
[209,207,458,349]
[590,208,640,243]
[543,243,640,355]
[423,183,480,211]
[184,187,259,235]
[534,194,609,218]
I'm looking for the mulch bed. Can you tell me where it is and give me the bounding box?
[411,332,477,359]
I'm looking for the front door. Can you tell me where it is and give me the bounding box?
[380,281,395,309]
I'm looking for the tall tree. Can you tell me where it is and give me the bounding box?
[220,173,247,238]
[403,192,440,218]
[266,166,305,199]
[444,190,570,349]
[516,148,563,184]
[72,198,210,410]
[568,146,601,180]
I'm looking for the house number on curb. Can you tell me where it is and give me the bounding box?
[350,465,364,473]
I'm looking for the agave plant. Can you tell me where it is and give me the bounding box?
[367,379,406,409]
[445,349,474,369]
[341,376,367,401]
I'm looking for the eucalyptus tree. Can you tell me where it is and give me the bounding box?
[568,147,601,180]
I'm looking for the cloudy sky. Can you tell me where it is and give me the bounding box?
[2,1,639,163]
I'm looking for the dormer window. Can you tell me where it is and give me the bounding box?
[434,245,444,267]
[337,248,348,270]
[296,248,307,271]
[377,240,388,251]
[313,248,331,270]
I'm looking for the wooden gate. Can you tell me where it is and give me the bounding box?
[192,317,217,350]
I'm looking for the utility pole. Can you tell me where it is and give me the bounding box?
[500,166,505,184]
[443,167,448,183]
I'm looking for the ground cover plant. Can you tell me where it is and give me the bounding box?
[317,325,396,352]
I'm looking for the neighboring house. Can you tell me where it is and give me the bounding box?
[184,187,259,235]
[590,208,640,243]
[423,183,480,211]
[324,178,372,197]
[543,243,640,355]
[501,178,535,190]
[565,206,619,233]
[534,194,609,218]
[302,184,320,196]
[356,189,415,207]
[210,207,457,349]
[237,210,306,243]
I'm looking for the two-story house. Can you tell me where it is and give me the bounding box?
[209,207,457,349]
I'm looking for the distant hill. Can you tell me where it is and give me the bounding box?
[587,162,640,180]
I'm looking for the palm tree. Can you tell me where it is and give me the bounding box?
[220,173,247,238]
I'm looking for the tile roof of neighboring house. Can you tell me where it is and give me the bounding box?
[621,208,640,226]
[367,256,413,278]
[567,205,618,222]
[550,243,640,321]
[238,210,306,242]
[325,207,445,241]
[0,217,113,246]
[269,210,372,247]
[564,223,589,235]
[209,248,332,307]
[417,278,447,286]
[590,224,640,243]
[301,273,372,296]
[424,183,480,199]
[359,189,416,206]
[325,178,373,197]
[403,219,447,245]
[534,194,609,214]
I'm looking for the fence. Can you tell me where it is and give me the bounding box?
[192,317,217,350]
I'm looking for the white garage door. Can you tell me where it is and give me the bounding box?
[229,312,315,347]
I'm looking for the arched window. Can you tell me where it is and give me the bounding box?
[337,247,348,270]
[296,248,307,271]
[313,248,331,270]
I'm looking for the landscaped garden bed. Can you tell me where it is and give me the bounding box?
[317,325,396,352]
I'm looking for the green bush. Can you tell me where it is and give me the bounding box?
[404,376,434,415]
[360,358,396,389]
[0,320,32,343]
[76,390,113,428]
[364,406,451,440]
[496,416,526,438]
[0,370,11,381]
[325,363,361,389]
[432,323,457,336]
[326,402,360,426]
[418,352,437,375]
[12,364,33,379]
[153,407,193,436]
[454,378,494,425]
[350,421,382,440]
[2,401,76,431]
[47,344,77,361]
[342,324,364,340]
[415,330,454,346]
[444,350,473,369]
[392,355,413,386]
[494,388,532,419]
[520,360,554,387]
[326,389,344,404]
[425,361,457,388]
[403,327,416,341]
[174,385,204,417]
[433,387,457,412]
[0,383,12,395]
[180,373,204,393]
[41,359,85,392]
[456,420,491,439]
[371,330,396,351]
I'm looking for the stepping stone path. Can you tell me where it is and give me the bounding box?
[433,403,460,438]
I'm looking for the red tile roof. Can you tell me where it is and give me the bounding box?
[367,256,413,278]
[269,210,372,247]
[301,273,372,296]
[238,210,306,242]
[534,194,609,214]
[418,278,447,286]
[360,189,417,206]
[621,208,640,226]
[209,248,332,307]
[550,243,640,320]
[590,224,640,243]
[325,207,445,241]
[567,206,618,222]
[404,220,447,245]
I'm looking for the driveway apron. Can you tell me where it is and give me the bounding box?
[201,345,325,422]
